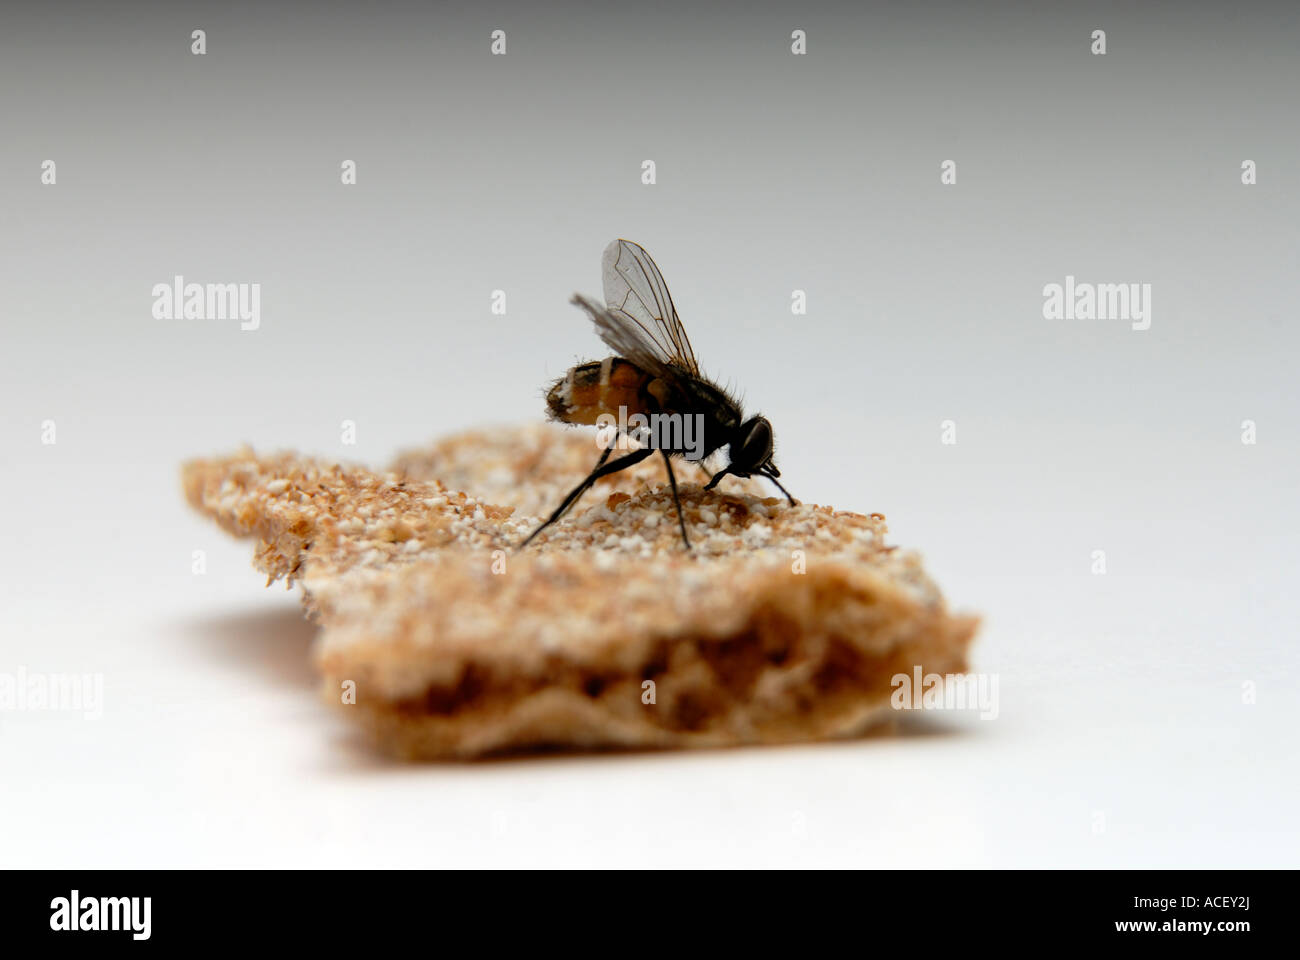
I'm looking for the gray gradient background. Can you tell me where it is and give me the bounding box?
[2,1,1297,867]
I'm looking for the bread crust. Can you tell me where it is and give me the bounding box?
[182,424,978,759]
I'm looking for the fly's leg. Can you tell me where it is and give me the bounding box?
[519,443,652,548]
[660,450,692,550]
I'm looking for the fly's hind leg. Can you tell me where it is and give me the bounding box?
[519,442,652,548]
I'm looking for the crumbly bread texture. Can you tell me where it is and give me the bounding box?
[182,424,978,759]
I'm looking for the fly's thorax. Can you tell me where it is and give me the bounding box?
[678,378,740,425]
[672,377,739,456]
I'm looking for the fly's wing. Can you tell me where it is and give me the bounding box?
[598,239,700,375]
[570,293,681,385]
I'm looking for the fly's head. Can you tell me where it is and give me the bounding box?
[706,415,795,504]
[728,416,776,478]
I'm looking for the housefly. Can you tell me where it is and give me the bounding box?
[521,239,795,550]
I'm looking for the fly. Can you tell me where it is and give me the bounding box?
[521,239,795,550]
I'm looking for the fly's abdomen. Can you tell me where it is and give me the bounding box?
[546,356,654,425]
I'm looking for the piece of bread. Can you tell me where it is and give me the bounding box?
[182,423,978,758]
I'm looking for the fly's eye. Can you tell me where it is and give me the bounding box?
[733,418,774,472]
